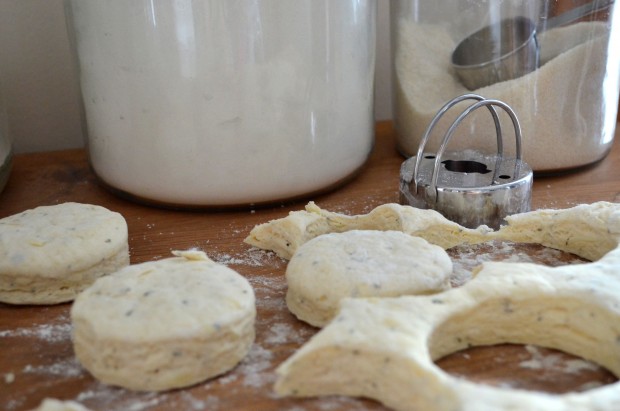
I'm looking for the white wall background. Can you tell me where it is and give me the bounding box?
[0,0,393,154]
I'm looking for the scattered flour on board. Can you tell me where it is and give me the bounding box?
[517,345,609,392]
[76,387,164,411]
[0,318,72,343]
[520,345,600,374]
[210,247,285,269]
[74,384,221,411]
[23,358,84,378]
[238,344,276,388]
[264,322,309,345]
[448,241,587,287]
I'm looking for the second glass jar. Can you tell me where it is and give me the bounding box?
[391,0,620,173]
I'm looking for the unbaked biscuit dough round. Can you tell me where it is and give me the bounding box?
[71,250,256,391]
[0,202,129,305]
[286,230,452,327]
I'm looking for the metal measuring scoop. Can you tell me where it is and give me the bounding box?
[451,0,614,90]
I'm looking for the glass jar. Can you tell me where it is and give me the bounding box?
[391,0,620,173]
[0,83,12,195]
[66,0,376,207]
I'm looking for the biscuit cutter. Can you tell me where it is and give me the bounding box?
[399,94,533,229]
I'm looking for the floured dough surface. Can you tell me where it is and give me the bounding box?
[286,230,452,327]
[71,250,256,391]
[0,202,129,304]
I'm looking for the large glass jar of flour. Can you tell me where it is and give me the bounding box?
[66,1,376,207]
[391,0,620,173]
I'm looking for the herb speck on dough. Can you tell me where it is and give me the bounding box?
[502,299,514,314]
[125,309,134,317]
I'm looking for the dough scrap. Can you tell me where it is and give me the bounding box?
[274,201,620,410]
[244,201,493,260]
[0,202,129,304]
[71,250,256,391]
[246,201,619,262]
[29,399,92,411]
[495,201,620,261]
[286,230,452,327]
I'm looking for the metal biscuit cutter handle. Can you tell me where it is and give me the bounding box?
[399,94,533,229]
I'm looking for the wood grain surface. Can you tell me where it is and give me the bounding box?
[1,121,619,411]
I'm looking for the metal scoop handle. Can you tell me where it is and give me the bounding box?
[452,0,615,89]
[542,0,615,31]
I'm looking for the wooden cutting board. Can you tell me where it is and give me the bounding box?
[1,121,619,411]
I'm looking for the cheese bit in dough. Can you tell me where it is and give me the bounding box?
[0,202,129,305]
[244,201,493,260]
[286,230,453,327]
[71,250,256,391]
[274,202,620,411]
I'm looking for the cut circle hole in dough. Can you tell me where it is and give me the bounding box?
[439,241,612,393]
[252,201,620,411]
[447,240,589,286]
[436,343,617,394]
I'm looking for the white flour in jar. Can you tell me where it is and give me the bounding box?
[69,1,375,205]
[393,20,618,172]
